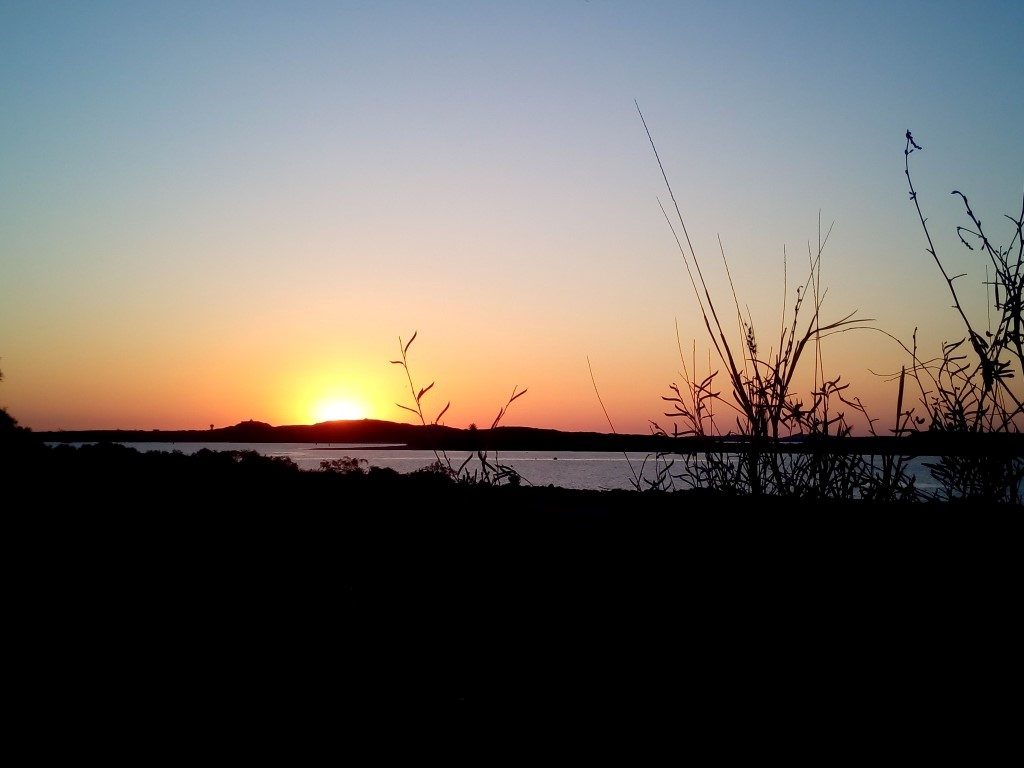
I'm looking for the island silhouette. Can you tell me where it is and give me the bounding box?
[36,417,1024,458]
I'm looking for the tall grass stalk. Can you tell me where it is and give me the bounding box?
[638,104,919,500]
[391,331,528,486]
[587,356,674,491]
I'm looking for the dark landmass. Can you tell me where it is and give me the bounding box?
[36,417,677,450]
[36,417,1024,456]
[5,419,1018,717]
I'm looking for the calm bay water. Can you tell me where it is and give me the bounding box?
[50,441,946,492]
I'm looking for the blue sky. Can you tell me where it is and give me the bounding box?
[2,1,1022,432]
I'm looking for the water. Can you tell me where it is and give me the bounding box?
[48,441,948,493]
[55,441,661,490]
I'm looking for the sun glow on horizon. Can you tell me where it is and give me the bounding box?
[313,399,368,423]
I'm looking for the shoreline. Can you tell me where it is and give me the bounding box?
[35,419,1024,457]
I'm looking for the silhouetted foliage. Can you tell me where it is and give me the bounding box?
[900,130,1024,502]
[391,331,527,486]
[634,106,921,501]
[1,366,43,460]
[629,113,1020,502]
[319,456,367,474]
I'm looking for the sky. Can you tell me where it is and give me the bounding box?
[2,0,1022,435]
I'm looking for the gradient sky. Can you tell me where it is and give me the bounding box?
[2,0,1022,434]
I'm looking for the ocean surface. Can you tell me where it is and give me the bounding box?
[48,441,948,493]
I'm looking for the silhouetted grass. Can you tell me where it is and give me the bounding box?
[898,131,1024,502]
[633,110,1021,503]
[391,330,527,486]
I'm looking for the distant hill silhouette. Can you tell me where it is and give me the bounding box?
[36,418,676,451]
[33,417,1024,456]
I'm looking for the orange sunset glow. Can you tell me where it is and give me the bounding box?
[0,2,1020,440]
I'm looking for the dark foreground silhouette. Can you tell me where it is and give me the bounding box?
[5,437,1018,731]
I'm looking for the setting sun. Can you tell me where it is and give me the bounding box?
[314,399,367,423]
